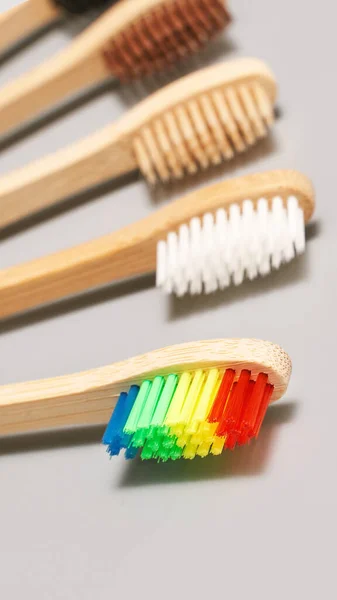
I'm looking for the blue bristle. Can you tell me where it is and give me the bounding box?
[106,439,123,457]
[102,386,140,455]
[102,392,127,446]
[125,444,139,460]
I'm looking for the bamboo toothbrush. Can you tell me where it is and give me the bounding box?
[0,338,292,459]
[0,57,276,230]
[0,0,110,56]
[0,0,231,137]
[0,170,314,320]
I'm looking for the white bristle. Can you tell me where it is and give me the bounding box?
[156,196,305,296]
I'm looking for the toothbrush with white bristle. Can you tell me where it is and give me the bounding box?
[0,170,314,320]
[157,193,307,296]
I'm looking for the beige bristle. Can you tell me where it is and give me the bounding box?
[133,81,274,185]
[103,0,231,81]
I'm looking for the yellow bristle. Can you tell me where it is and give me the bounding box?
[183,443,198,460]
[164,372,192,427]
[176,433,191,448]
[197,440,212,458]
[170,424,185,437]
[179,369,205,427]
[211,437,225,456]
[185,369,220,434]
[190,422,217,446]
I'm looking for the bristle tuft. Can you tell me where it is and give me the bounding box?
[156,195,306,295]
[103,367,274,462]
[133,80,273,185]
[103,0,231,81]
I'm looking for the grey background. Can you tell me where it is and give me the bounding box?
[0,0,335,597]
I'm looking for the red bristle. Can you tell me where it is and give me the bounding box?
[216,370,251,437]
[225,431,237,450]
[238,373,268,444]
[236,380,255,445]
[208,369,235,423]
[252,383,274,439]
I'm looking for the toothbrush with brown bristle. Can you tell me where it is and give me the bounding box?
[0,0,110,57]
[0,0,231,137]
[0,339,292,457]
[0,170,315,320]
[0,57,276,230]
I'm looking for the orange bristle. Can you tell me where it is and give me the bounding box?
[103,0,231,81]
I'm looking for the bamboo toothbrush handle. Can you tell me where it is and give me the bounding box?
[0,218,156,319]
[0,339,291,436]
[0,0,59,55]
[0,34,110,136]
[0,125,137,230]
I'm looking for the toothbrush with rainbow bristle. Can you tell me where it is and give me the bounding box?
[0,339,292,461]
[101,338,292,461]
[0,169,315,320]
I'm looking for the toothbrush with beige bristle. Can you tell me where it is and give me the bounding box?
[0,57,276,230]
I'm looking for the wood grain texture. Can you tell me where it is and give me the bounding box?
[0,57,277,229]
[0,170,314,319]
[0,0,59,55]
[0,0,230,136]
[0,339,292,435]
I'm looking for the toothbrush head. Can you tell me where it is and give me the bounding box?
[103,0,231,81]
[103,339,292,461]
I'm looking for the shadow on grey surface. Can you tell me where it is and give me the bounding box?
[0,424,105,456]
[0,1,115,66]
[117,402,298,486]
[0,33,236,154]
[0,135,275,240]
[0,220,320,333]
[0,76,120,154]
[0,168,139,242]
[0,17,63,67]
[168,250,312,321]
[0,273,156,334]
[0,131,276,240]
[0,403,297,479]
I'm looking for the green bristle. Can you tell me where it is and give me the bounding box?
[137,376,165,432]
[170,445,183,461]
[150,374,178,428]
[124,380,151,435]
[162,434,176,449]
[147,435,160,453]
[141,440,156,461]
[132,428,147,448]
[157,444,171,462]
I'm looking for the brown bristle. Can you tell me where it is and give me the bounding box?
[103,0,231,81]
[132,80,274,185]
